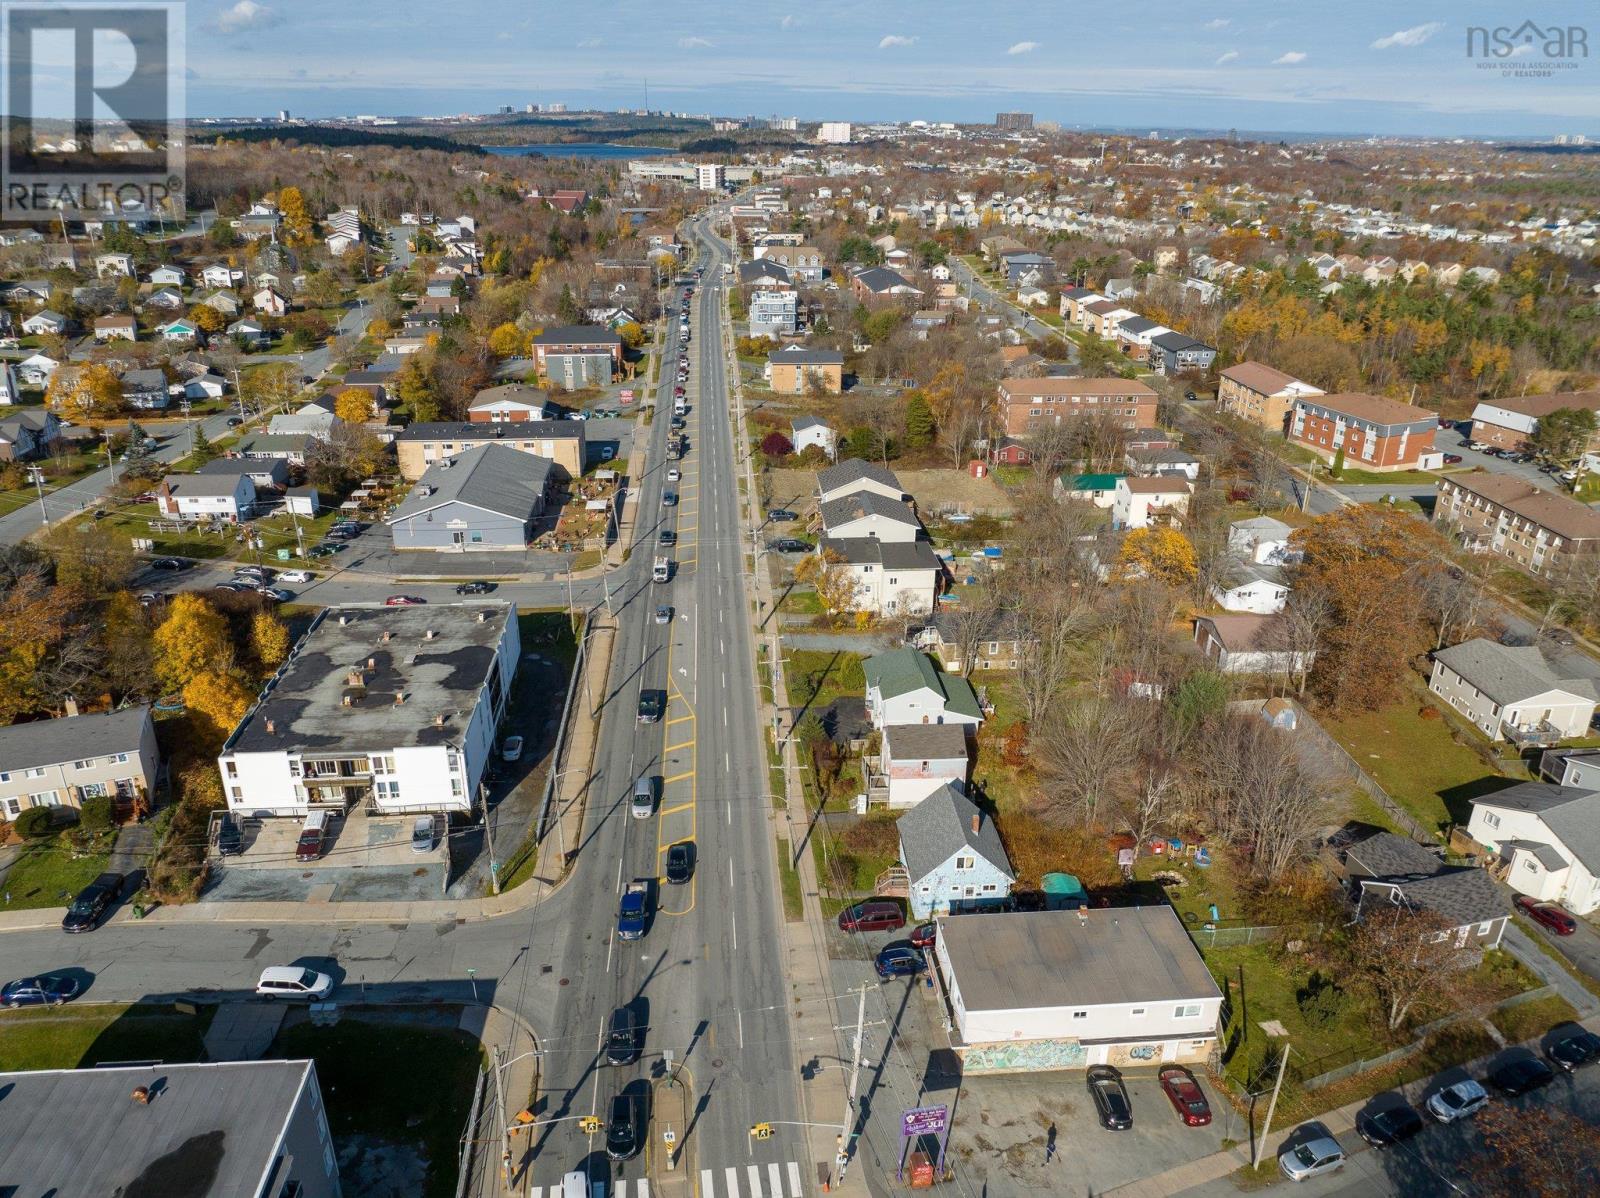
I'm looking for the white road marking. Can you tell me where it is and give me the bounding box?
[767,1163,783,1198]
[701,1172,716,1198]
[605,926,616,972]
[725,1168,741,1198]
[636,1182,649,1198]
[729,856,734,887]
[746,1165,763,1198]
[787,1162,803,1198]
[731,908,737,952]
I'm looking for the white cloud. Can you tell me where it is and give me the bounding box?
[1371,22,1443,50]
[1214,50,1239,65]
[780,14,800,30]
[576,37,603,48]
[1006,41,1039,56]
[213,0,280,34]
[677,36,713,49]
[878,34,917,49]
[1203,18,1230,31]
[1508,40,1537,57]
[1273,51,1307,65]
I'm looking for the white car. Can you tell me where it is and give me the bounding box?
[278,570,313,584]
[501,735,524,762]
[1426,1079,1488,1123]
[667,467,681,482]
[1278,1135,1346,1182]
[256,965,334,1000]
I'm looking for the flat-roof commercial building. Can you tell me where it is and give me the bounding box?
[395,420,584,481]
[219,604,520,818]
[933,906,1223,1073]
[0,1059,341,1198]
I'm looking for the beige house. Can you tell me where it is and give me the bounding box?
[1217,361,1324,433]
[0,704,158,819]
[394,421,584,481]
[766,347,843,395]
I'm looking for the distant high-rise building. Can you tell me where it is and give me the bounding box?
[277,109,289,121]
[818,121,852,144]
[768,115,798,131]
[546,102,567,114]
[499,105,514,115]
[996,112,1034,131]
[696,163,726,191]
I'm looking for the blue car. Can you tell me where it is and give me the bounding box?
[874,945,925,980]
[2,975,80,1008]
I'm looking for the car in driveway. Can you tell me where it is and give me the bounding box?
[455,580,495,595]
[1515,894,1577,934]
[1278,1134,1346,1182]
[874,944,925,980]
[665,841,694,884]
[215,814,243,856]
[1157,1065,1212,1126]
[384,595,426,606]
[150,557,186,571]
[2,975,81,1007]
[1487,1056,1554,1096]
[768,538,810,554]
[909,922,937,950]
[278,569,314,584]
[214,581,249,593]
[500,735,524,762]
[637,689,664,724]
[255,965,335,1000]
[837,901,904,933]
[766,508,797,522]
[1545,1027,1600,1072]
[1086,1066,1133,1130]
[411,814,436,853]
[1355,1103,1423,1147]
[61,873,125,933]
[259,588,294,602]
[1426,1078,1489,1123]
[606,1090,642,1161]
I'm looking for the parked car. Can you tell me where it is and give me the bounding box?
[1515,894,1577,935]
[1544,627,1577,647]
[213,581,248,593]
[667,467,681,482]
[837,901,904,933]
[136,591,163,605]
[1355,1103,1423,1147]
[384,595,426,606]
[411,814,436,853]
[149,557,186,571]
[766,508,797,522]
[1426,1078,1489,1123]
[2,975,81,1008]
[1086,1066,1133,1130]
[909,922,937,950]
[1545,1027,1600,1073]
[295,818,328,862]
[606,1007,639,1066]
[501,735,524,762]
[874,944,925,980]
[259,588,293,602]
[226,415,244,427]
[1278,1134,1346,1182]
[278,570,314,584]
[1487,1056,1554,1096]
[637,689,664,724]
[768,538,810,554]
[215,814,243,856]
[255,965,334,1000]
[455,581,495,595]
[1157,1065,1212,1127]
[665,841,694,885]
[1442,453,1463,464]
[606,1090,642,1161]
[61,873,125,933]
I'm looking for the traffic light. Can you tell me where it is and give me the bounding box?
[750,1123,774,1140]
[579,1116,603,1134]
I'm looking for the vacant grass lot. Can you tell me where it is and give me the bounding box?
[783,649,866,715]
[1,837,111,909]
[0,1003,213,1069]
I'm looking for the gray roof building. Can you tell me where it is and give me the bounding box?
[1432,639,1598,707]
[0,704,150,774]
[897,783,1013,883]
[1472,782,1600,874]
[818,536,942,572]
[768,346,844,367]
[815,457,903,499]
[390,442,554,524]
[819,490,922,534]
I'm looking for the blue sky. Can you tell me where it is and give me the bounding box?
[186,1,1599,136]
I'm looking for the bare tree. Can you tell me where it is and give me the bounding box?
[1033,698,1141,826]
[1420,562,1493,650]
[942,587,1004,679]
[1010,586,1097,727]
[1343,901,1465,1031]
[1191,714,1332,881]
[1269,590,1335,698]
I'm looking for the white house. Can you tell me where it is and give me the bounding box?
[0,364,21,405]
[254,287,289,316]
[1228,515,1295,564]
[1429,639,1598,744]
[817,537,942,616]
[94,252,135,278]
[218,604,520,818]
[934,906,1225,1072]
[16,353,59,386]
[22,310,67,336]
[1194,614,1312,677]
[878,723,968,809]
[148,264,185,287]
[156,473,255,521]
[862,647,983,730]
[816,458,906,506]
[1467,781,1600,915]
[200,264,241,289]
[1112,476,1192,530]
[819,490,922,543]
[1210,561,1290,614]
[791,415,836,459]
[184,372,228,401]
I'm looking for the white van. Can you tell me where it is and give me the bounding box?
[631,776,655,819]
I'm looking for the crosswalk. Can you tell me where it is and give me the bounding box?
[528,1161,805,1198]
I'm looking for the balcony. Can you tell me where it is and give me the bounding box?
[1502,720,1564,749]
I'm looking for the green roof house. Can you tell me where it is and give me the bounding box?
[863,647,984,730]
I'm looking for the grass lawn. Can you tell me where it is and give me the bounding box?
[1491,994,1580,1043]
[271,1015,483,1198]
[0,1003,213,1069]
[84,503,237,559]
[1,836,111,909]
[778,587,823,615]
[783,649,865,715]
[1318,699,1503,836]
[1330,468,1441,486]
[776,838,803,921]
[1132,850,1245,928]
[993,465,1032,487]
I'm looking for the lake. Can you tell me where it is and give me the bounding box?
[484,143,676,160]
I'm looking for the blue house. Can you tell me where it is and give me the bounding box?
[898,784,1015,918]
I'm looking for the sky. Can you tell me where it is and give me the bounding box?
[180,0,1599,137]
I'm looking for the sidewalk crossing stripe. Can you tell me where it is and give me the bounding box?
[725,1167,741,1198]
[701,1170,715,1198]
[637,1182,648,1198]
[767,1163,782,1198]
[786,1162,802,1198]
[747,1165,763,1198]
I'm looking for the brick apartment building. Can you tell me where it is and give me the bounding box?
[1467,390,1600,452]
[1434,470,1600,575]
[996,377,1158,438]
[1288,392,1438,471]
[1217,361,1325,433]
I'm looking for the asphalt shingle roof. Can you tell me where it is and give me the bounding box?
[1433,638,1597,706]
[897,784,1013,883]
[819,490,920,532]
[0,705,148,773]
[389,442,553,524]
[816,458,903,497]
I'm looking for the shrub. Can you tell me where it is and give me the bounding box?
[13,806,58,838]
[841,814,901,859]
[1418,705,1441,721]
[760,431,793,457]
[1296,972,1347,1028]
[78,794,116,835]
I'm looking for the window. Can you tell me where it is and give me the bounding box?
[23,767,44,779]
[225,761,238,779]
[29,790,59,807]
[230,786,242,800]
[981,883,998,894]
[450,778,463,797]
[1524,859,1539,873]
[954,855,974,871]
[1072,1010,1088,1019]
[1483,811,1500,830]
[371,756,396,775]
[1173,1003,1202,1019]
[1477,921,1493,935]
[80,782,108,799]
[375,780,400,800]
[289,760,302,778]
[1130,1007,1146,1017]
[72,759,91,771]
[110,753,128,764]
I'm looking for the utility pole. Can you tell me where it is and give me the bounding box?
[1254,1040,1291,1166]
[490,1044,512,1191]
[104,430,117,485]
[838,982,869,1184]
[482,781,500,896]
[26,465,48,526]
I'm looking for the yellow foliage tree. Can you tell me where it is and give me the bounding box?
[46,363,123,419]
[251,611,292,670]
[487,322,528,358]
[276,186,313,245]
[189,304,225,334]
[1116,527,1198,586]
[153,593,232,693]
[183,671,252,741]
[333,387,372,424]
[617,321,646,350]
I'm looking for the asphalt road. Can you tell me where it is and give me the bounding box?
[947,255,1068,347]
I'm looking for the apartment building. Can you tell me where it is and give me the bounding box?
[395,420,583,481]
[997,377,1158,438]
[1467,390,1600,452]
[1288,392,1438,471]
[1434,470,1600,574]
[1217,362,1324,433]
[0,704,158,820]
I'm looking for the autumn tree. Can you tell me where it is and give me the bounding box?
[617,321,647,350]
[794,548,857,623]
[1339,902,1464,1031]
[100,590,155,699]
[189,304,225,334]
[0,567,98,722]
[153,593,233,693]
[1473,1104,1600,1198]
[275,186,313,245]
[251,610,292,671]
[1116,527,1197,586]
[487,322,528,358]
[240,361,299,416]
[1033,698,1141,827]
[183,670,252,742]
[333,387,373,425]
[46,363,123,419]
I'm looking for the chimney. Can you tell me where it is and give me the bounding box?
[366,656,376,669]
[381,631,392,643]
[64,696,79,718]
[265,718,276,735]
[346,669,363,687]
[970,812,980,835]
[394,692,406,706]
[338,613,352,626]
[1077,908,1088,927]
[432,713,445,727]
[477,610,489,623]
[424,628,436,640]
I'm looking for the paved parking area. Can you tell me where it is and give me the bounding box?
[203,808,446,903]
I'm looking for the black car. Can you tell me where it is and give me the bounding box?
[658,529,677,547]
[61,872,125,933]
[606,1007,639,1066]
[768,538,810,554]
[606,1091,642,1161]
[1356,1103,1424,1148]
[455,581,496,595]
[215,814,243,856]
[1086,1065,1133,1130]
[766,508,797,522]
[226,415,244,427]
[1488,1056,1555,1096]
[150,557,186,571]
[665,841,694,884]
[1545,1028,1600,1073]
[637,689,665,724]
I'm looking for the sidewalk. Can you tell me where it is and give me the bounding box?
[1101,1014,1600,1197]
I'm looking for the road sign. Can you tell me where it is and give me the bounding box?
[663,1128,676,1146]
[579,1116,603,1134]
[901,1106,948,1137]
[750,1123,774,1140]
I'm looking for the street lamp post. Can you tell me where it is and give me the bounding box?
[26,465,48,526]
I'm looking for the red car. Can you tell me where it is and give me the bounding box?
[384,595,426,607]
[837,901,904,933]
[1158,1065,1212,1127]
[909,922,937,950]
[1516,894,1577,935]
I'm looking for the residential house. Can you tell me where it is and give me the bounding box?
[1343,830,1508,953]
[146,286,184,310]
[0,363,20,405]
[1289,393,1439,471]
[991,437,1032,466]
[1467,781,1600,915]
[933,905,1225,1072]
[184,372,228,402]
[387,443,555,551]
[530,325,622,386]
[816,458,907,506]
[1112,315,1171,361]
[233,432,312,465]
[1058,286,1105,324]
[1124,448,1200,480]
[148,264,185,287]
[227,318,270,348]
[218,604,520,818]
[1542,750,1600,791]
[997,377,1158,438]
[820,490,922,543]
[200,264,240,289]
[816,536,943,616]
[120,368,171,410]
[910,610,1034,673]
[1434,471,1600,574]
[94,252,135,278]
[850,266,922,302]
[253,287,289,316]
[1081,300,1137,339]
[0,279,50,304]
[395,421,584,481]
[1102,277,1137,301]
[0,703,158,820]
[862,647,983,730]
[898,785,1014,917]
[1210,560,1290,614]
[1054,472,1122,508]
[1112,476,1192,529]
[200,290,241,317]
[1193,613,1312,676]
[0,410,59,461]
[93,314,137,342]
[1428,638,1598,745]
[197,455,288,491]
[749,289,799,339]
[1147,331,1217,376]
[766,346,843,395]
[791,415,835,458]
[1000,251,1055,288]
[1217,362,1325,433]
[1228,515,1296,563]
[21,309,67,336]
[156,318,200,343]
[467,384,549,423]
[268,400,342,440]
[737,259,793,289]
[1467,390,1600,454]
[16,353,59,386]
[875,725,970,809]
[156,472,256,521]
[755,245,825,282]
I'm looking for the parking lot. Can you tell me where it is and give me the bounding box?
[204,806,447,903]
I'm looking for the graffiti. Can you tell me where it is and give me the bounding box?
[1128,1044,1158,1061]
[961,1039,1087,1073]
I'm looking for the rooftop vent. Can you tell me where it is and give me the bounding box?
[394,692,406,706]
[1077,908,1088,927]
[265,718,276,735]
[366,656,376,670]
[476,610,489,623]
[424,628,436,641]
[346,669,364,687]
[381,631,392,643]
[338,613,352,626]
[342,694,355,707]
[432,713,445,727]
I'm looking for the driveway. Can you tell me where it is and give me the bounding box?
[1512,913,1600,1009]
[202,808,446,903]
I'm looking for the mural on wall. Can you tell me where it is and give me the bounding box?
[960,1039,1088,1073]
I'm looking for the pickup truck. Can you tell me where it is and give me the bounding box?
[618,879,652,941]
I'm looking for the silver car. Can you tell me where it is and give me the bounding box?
[1278,1135,1346,1182]
[411,814,436,853]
